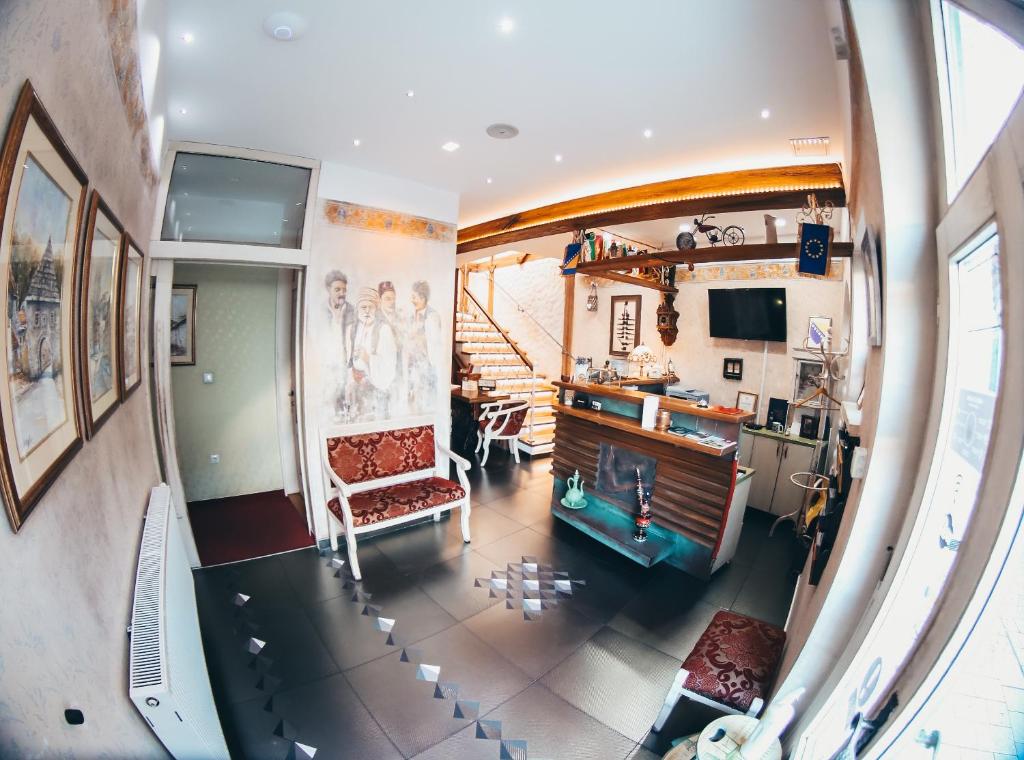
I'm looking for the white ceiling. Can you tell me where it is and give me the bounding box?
[158,0,845,226]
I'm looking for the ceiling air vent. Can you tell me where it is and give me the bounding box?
[790,136,831,157]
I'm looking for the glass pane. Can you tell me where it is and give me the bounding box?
[803,230,1003,758]
[160,152,311,248]
[942,2,1024,197]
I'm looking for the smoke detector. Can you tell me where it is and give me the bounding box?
[264,12,307,42]
[486,123,520,139]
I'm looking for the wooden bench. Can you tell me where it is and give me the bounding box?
[653,610,786,732]
[321,418,472,580]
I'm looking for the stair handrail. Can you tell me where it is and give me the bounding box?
[461,287,534,371]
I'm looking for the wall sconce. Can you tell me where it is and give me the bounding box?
[586,283,598,311]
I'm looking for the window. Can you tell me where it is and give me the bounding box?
[938,1,1024,199]
[160,152,311,248]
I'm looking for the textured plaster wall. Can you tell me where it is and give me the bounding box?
[0,0,167,756]
[172,264,284,502]
[467,258,564,380]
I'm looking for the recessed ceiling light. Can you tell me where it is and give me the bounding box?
[775,218,787,227]
[282,218,288,222]
[353,138,361,147]
[486,177,493,184]
[679,223,691,232]
[406,90,415,98]
[486,123,519,139]
[178,107,188,115]
[263,11,307,41]
[498,16,516,34]
[181,32,195,44]
[442,141,460,152]
[760,108,771,119]
[643,128,653,139]
[295,201,303,206]
[554,154,563,163]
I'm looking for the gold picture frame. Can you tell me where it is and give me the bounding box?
[118,236,144,399]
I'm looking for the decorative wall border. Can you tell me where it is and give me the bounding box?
[676,259,845,283]
[321,199,456,242]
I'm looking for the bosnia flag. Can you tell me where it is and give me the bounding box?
[562,242,582,275]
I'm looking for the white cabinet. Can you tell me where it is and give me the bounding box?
[743,431,817,516]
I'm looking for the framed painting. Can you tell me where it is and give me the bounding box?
[0,81,88,531]
[170,284,196,365]
[118,236,143,399]
[78,191,124,438]
[609,294,641,357]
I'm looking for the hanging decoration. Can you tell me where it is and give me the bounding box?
[656,265,679,346]
[796,193,835,279]
[586,282,599,312]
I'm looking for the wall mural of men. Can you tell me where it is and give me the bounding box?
[323,270,356,417]
[378,281,407,417]
[347,287,399,421]
[407,280,442,414]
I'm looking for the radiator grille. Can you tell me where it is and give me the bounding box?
[129,486,170,689]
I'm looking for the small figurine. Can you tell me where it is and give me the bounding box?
[561,470,588,509]
[633,466,652,542]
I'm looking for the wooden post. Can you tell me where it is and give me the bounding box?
[561,273,575,381]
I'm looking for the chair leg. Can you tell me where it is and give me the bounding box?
[345,529,362,581]
[433,511,442,522]
[480,436,491,466]
[511,439,521,464]
[460,501,471,543]
[653,669,688,732]
[474,431,483,453]
[329,515,339,552]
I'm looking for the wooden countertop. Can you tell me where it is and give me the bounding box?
[554,406,737,457]
[555,381,755,423]
[450,389,511,407]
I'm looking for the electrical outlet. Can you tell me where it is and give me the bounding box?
[202,372,214,384]
[209,454,220,464]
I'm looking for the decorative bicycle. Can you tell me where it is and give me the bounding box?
[675,213,745,249]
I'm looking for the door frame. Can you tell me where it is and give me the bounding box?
[148,142,319,566]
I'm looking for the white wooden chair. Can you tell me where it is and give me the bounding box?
[475,399,529,466]
[321,417,471,580]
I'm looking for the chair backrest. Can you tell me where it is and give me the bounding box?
[480,399,530,437]
[326,424,436,484]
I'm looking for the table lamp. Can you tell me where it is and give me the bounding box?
[628,343,656,378]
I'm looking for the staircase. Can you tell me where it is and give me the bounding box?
[454,298,557,456]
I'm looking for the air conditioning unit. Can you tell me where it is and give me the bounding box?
[129,484,230,759]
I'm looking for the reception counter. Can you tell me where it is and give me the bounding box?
[550,382,755,578]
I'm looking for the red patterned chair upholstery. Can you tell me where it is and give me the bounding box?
[652,610,786,732]
[475,399,529,466]
[321,418,471,580]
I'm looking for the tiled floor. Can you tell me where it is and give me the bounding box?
[193,452,798,759]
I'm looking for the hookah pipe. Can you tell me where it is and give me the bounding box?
[633,466,652,543]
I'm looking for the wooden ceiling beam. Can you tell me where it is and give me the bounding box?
[457,163,846,254]
[587,270,678,293]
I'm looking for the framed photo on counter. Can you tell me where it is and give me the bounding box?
[736,391,758,414]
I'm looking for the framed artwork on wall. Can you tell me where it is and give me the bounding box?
[609,294,641,357]
[0,80,88,531]
[118,236,144,399]
[794,359,824,404]
[170,284,197,365]
[79,191,124,438]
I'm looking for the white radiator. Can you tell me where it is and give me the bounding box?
[129,484,230,759]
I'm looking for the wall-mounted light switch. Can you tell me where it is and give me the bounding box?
[209,454,220,464]
[202,372,215,384]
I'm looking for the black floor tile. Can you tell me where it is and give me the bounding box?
[417,550,505,621]
[195,555,298,616]
[443,504,524,549]
[410,684,636,759]
[345,623,532,757]
[278,547,351,606]
[369,517,473,573]
[265,674,401,759]
[483,486,553,527]
[218,693,295,760]
[609,590,721,662]
[731,566,797,628]
[699,560,753,609]
[306,577,457,671]
[541,626,682,743]
[461,601,602,680]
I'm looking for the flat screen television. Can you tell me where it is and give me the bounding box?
[708,287,787,342]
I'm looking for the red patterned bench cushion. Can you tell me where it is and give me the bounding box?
[327,425,435,484]
[327,477,465,527]
[681,610,786,713]
[479,408,527,436]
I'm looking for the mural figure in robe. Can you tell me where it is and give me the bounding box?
[323,270,356,418]
[407,280,441,414]
[348,287,399,420]
[378,280,408,417]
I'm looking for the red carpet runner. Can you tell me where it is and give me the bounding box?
[188,491,314,566]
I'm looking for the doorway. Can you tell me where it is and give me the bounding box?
[169,261,311,565]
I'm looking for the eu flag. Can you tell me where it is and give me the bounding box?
[562,242,582,275]
[798,222,832,278]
